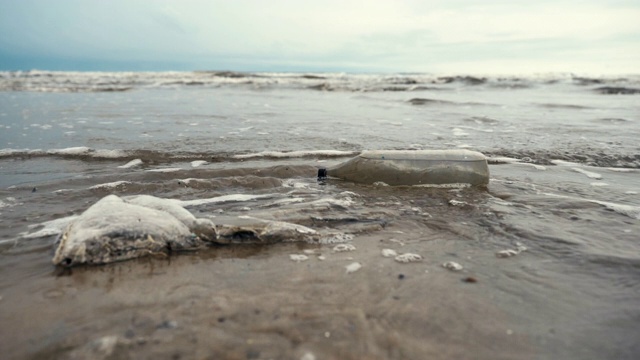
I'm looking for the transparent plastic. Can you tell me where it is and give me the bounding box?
[326,150,489,186]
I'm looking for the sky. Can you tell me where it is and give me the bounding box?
[1,0,639,74]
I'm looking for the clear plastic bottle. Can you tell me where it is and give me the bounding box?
[319,150,489,186]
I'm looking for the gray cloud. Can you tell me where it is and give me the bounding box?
[1,0,638,73]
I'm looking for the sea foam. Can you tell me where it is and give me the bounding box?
[233,150,356,159]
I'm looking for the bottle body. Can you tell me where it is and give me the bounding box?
[326,150,489,186]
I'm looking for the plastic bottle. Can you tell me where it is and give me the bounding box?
[318,150,489,186]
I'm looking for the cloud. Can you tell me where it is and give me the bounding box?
[0,0,638,73]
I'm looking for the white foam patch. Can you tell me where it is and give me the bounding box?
[373,181,389,187]
[31,123,52,130]
[486,157,545,170]
[572,168,603,179]
[48,146,90,155]
[179,193,278,207]
[394,253,423,263]
[53,189,73,194]
[118,159,143,168]
[233,150,356,159]
[0,148,24,156]
[526,163,547,170]
[414,183,472,189]
[89,181,130,190]
[442,261,463,271]
[93,150,127,159]
[263,198,306,207]
[178,178,201,186]
[146,168,183,172]
[381,249,397,257]
[590,182,609,187]
[496,249,519,258]
[0,197,19,209]
[22,215,79,239]
[318,233,354,244]
[496,243,527,258]
[551,159,581,166]
[452,128,469,137]
[332,244,356,252]
[289,254,309,262]
[282,180,312,189]
[46,147,127,159]
[449,199,468,207]
[345,262,362,274]
[191,160,208,168]
[308,197,356,208]
[606,168,636,173]
[589,200,640,220]
[542,192,640,220]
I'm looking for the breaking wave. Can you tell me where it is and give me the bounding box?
[2,146,639,169]
[2,70,639,93]
[0,147,359,164]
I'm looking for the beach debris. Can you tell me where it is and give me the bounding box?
[52,195,216,267]
[345,262,362,274]
[381,248,398,257]
[327,150,489,186]
[394,253,423,263]
[289,254,309,262]
[216,218,318,244]
[462,276,478,283]
[332,243,356,252]
[52,194,357,266]
[442,261,464,271]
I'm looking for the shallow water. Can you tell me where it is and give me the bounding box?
[1,71,639,359]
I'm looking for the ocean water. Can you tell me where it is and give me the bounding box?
[1,71,639,359]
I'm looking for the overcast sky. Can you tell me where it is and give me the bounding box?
[1,0,639,74]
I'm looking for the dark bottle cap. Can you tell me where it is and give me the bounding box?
[317,168,327,181]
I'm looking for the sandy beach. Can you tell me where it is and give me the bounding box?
[2,220,539,360]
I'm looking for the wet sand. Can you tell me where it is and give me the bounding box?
[1,163,639,359]
[1,226,537,360]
